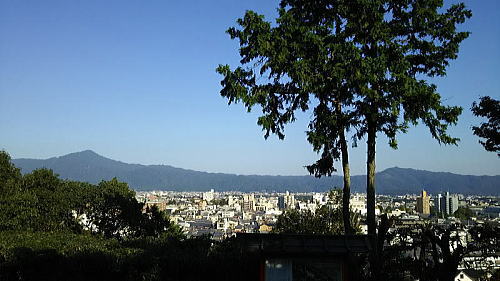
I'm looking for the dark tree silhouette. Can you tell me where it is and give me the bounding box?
[472,96,500,156]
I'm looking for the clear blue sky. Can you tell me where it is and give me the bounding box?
[1,0,499,176]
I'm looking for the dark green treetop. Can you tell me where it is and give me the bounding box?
[344,0,470,147]
[0,150,22,193]
[453,206,473,220]
[471,96,500,156]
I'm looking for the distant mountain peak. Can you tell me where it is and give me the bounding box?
[60,150,104,160]
[383,166,413,171]
[72,150,99,156]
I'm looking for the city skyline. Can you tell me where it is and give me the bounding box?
[1,0,499,176]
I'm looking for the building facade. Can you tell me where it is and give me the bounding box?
[243,193,256,212]
[439,192,459,216]
[416,190,431,215]
[278,191,295,210]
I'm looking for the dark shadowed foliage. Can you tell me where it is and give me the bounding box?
[472,96,500,156]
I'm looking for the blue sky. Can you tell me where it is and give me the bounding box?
[1,0,499,176]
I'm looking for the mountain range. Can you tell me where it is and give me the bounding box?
[12,150,500,195]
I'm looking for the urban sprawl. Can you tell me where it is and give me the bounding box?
[137,189,499,238]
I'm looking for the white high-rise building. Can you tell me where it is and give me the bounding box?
[435,193,443,213]
[438,192,459,215]
[278,191,295,210]
[449,193,459,215]
[202,189,215,202]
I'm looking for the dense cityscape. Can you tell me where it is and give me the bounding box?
[137,189,500,239]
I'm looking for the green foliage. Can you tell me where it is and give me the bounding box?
[0,151,37,231]
[274,209,320,234]
[471,96,500,156]
[0,231,128,257]
[216,4,357,176]
[0,152,184,241]
[83,178,184,240]
[0,191,39,231]
[453,206,474,220]
[86,178,142,239]
[274,189,360,235]
[0,151,22,194]
[0,231,261,281]
[23,168,78,231]
[140,205,185,239]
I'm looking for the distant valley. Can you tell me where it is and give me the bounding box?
[12,150,500,195]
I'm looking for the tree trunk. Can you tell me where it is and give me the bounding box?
[367,115,379,280]
[366,118,376,236]
[335,101,353,235]
[334,20,353,235]
[339,128,353,235]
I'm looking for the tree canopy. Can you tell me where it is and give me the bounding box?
[471,96,500,156]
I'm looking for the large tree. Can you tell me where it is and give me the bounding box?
[217,0,470,239]
[216,0,362,235]
[87,178,144,239]
[332,0,471,238]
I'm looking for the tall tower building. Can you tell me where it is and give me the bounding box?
[416,190,430,215]
[439,192,459,215]
[435,193,443,214]
[449,193,459,215]
[440,192,449,215]
[278,196,285,210]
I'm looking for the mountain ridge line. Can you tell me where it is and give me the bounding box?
[11,150,500,195]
